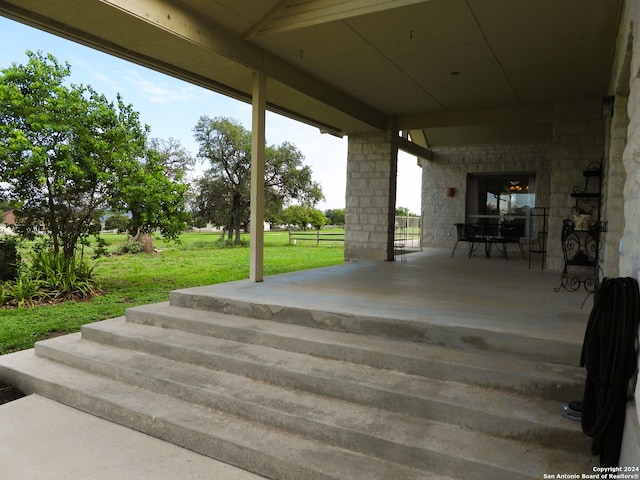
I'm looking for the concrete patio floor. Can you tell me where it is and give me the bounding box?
[0,247,593,479]
[179,247,591,363]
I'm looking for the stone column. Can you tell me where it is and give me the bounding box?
[344,132,398,262]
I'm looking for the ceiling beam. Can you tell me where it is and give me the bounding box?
[395,136,432,161]
[397,104,555,130]
[106,0,388,131]
[244,0,433,39]
[0,0,386,132]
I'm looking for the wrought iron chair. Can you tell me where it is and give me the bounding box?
[451,223,484,257]
[493,223,526,260]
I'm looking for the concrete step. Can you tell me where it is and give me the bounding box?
[32,333,593,479]
[169,288,582,364]
[76,317,586,453]
[0,279,595,480]
[126,302,585,402]
[0,350,443,480]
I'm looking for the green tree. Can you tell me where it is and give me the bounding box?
[193,116,323,244]
[324,208,345,225]
[110,140,190,245]
[104,214,129,233]
[281,205,327,230]
[308,208,328,230]
[0,51,189,257]
[147,137,196,179]
[0,51,147,258]
[396,206,412,217]
[192,175,233,232]
[263,140,323,222]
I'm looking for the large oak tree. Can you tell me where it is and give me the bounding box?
[193,116,323,243]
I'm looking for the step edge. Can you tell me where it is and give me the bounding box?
[66,324,587,445]
[0,352,490,480]
[167,291,581,364]
[27,343,593,478]
[125,305,585,400]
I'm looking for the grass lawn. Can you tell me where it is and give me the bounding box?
[0,230,344,355]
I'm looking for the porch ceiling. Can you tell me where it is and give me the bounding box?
[0,0,623,146]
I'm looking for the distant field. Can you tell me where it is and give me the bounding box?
[0,230,345,354]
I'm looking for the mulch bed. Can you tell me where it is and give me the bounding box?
[0,384,26,405]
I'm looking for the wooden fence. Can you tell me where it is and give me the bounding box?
[288,230,344,246]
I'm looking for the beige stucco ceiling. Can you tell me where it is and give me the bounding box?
[0,0,623,146]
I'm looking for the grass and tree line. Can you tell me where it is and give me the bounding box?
[0,52,333,293]
[0,231,345,355]
[0,51,343,353]
[0,51,416,356]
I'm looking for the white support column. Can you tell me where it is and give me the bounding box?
[250,72,266,282]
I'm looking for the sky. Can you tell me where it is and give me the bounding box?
[0,16,422,214]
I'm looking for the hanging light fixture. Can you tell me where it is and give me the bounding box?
[508,181,523,192]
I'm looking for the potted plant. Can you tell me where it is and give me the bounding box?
[572,205,594,230]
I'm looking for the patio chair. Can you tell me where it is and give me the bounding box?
[451,223,484,257]
[493,223,526,260]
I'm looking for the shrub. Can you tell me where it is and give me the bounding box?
[29,250,99,298]
[118,240,144,254]
[1,250,100,308]
[0,236,20,282]
[5,274,42,307]
[0,285,7,307]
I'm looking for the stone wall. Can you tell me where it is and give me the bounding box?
[601,96,628,278]
[585,0,639,467]
[547,100,606,271]
[344,133,397,262]
[620,23,640,279]
[420,100,608,273]
[614,2,640,467]
[421,143,552,251]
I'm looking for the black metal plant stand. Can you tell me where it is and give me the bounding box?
[555,162,606,302]
[554,219,602,295]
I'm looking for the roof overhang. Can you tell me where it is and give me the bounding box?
[0,0,623,146]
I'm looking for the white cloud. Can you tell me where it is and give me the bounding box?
[120,69,207,104]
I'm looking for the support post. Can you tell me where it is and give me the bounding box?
[250,72,266,282]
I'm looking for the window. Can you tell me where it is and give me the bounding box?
[466,173,536,237]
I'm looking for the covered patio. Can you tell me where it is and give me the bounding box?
[1,0,639,474]
[180,247,590,363]
[0,248,600,478]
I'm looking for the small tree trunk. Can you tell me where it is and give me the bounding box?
[140,233,154,253]
[128,228,154,253]
[45,179,60,254]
